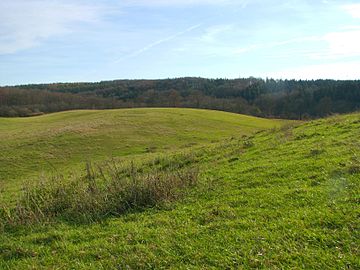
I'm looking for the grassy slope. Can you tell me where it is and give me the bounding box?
[1,111,359,269]
[0,108,284,202]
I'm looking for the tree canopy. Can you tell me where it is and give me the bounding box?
[1,77,359,119]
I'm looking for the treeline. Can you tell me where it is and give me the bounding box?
[0,88,127,117]
[1,77,360,119]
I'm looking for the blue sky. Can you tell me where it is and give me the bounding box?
[1,0,360,85]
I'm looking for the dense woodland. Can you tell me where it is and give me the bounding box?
[1,77,359,119]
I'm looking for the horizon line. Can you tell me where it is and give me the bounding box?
[2,76,360,87]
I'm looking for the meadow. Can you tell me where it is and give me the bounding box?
[0,108,359,269]
[0,108,283,203]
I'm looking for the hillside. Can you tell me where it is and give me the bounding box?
[0,108,285,202]
[0,111,359,269]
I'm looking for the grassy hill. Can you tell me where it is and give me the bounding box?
[0,108,285,203]
[0,110,359,269]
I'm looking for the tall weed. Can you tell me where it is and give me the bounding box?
[0,156,198,227]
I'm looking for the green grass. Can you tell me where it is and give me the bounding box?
[1,109,359,269]
[0,108,285,203]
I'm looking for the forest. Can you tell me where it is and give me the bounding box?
[1,77,359,119]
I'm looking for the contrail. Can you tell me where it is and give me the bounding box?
[114,23,202,63]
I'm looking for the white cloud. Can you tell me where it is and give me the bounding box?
[321,30,360,58]
[266,30,360,60]
[342,3,360,19]
[122,0,248,7]
[228,29,360,60]
[200,24,234,43]
[115,24,202,62]
[267,61,360,80]
[0,0,105,54]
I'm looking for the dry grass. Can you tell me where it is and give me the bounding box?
[0,158,198,227]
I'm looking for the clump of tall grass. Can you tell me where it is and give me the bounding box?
[0,157,198,227]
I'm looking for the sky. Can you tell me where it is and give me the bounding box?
[0,0,360,85]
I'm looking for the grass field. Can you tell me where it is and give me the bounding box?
[0,108,285,203]
[0,109,359,269]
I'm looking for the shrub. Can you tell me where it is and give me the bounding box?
[1,159,199,226]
